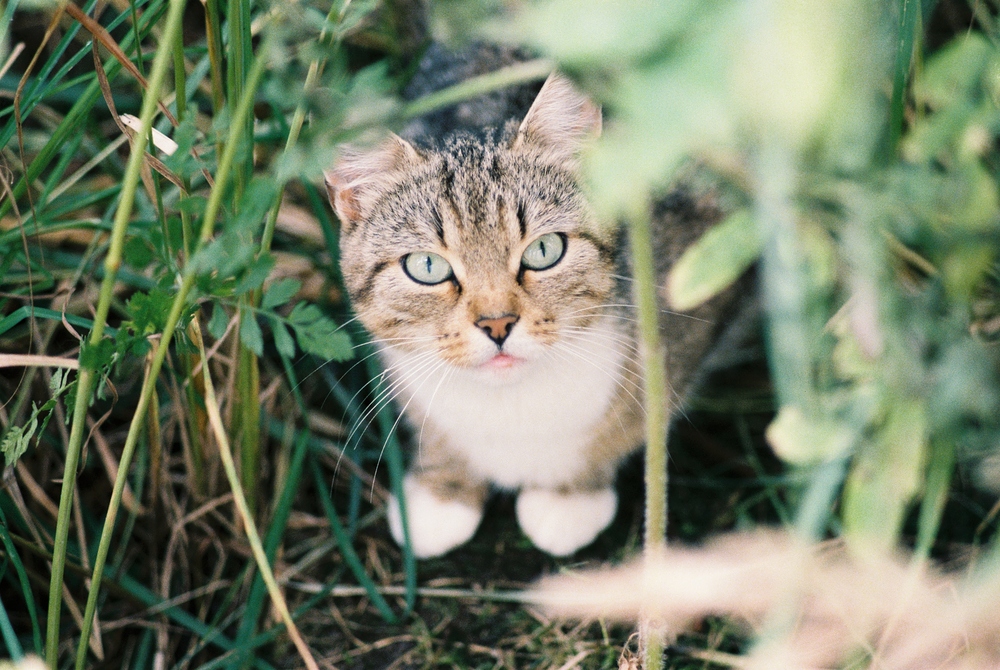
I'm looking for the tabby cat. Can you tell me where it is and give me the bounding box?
[325,47,750,557]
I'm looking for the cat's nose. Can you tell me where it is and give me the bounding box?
[475,314,519,347]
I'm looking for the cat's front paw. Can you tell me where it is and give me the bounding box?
[387,474,484,558]
[516,487,618,556]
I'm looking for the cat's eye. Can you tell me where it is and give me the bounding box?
[520,233,566,271]
[402,251,454,285]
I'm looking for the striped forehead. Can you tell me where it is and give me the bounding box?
[430,145,522,261]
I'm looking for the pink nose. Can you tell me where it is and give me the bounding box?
[475,314,519,346]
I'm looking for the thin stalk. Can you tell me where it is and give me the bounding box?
[172,11,194,260]
[45,0,188,665]
[203,0,225,167]
[234,338,261,516]
[225,0,259,528]
[227,0,253,200]
[627,202,669,670]
[190,320,320,670]
[72,34,270,670]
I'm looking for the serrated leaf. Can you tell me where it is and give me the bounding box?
[235,254,276,296]
[49,368,66,393]
[240,310,265,356]
[273,319,296,359]
[79,338,116,371]
[263,278,302,310]
[208,303,230,340]
[127,288,176,334]
[1,426,25,467]
[288,302,354,362]
[666,208,761,310]
[1,415,36,467]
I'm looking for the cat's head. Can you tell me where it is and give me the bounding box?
[325,74,615,382]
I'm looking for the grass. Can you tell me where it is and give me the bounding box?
[2,0,1000,668]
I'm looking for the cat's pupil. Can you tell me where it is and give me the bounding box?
[539,240,547,257]
[423,255,432,274]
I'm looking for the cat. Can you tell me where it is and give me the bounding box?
[324,45,752,558]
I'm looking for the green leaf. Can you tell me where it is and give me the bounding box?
[666,208,761,310]
[1,421,32,467]
[272,319,296,359]
[842,399,929,553]
[765,404,855,465]
[240,310,265,357]
[287,302,354,362]
[262,278,302,310]
[123,236,155,271]
[916,33,992,108]
[126,287,176,335]
[79,338,116,372]
[234,255,276,296]
[208,303,230,340]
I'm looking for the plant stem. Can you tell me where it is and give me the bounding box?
[71,29,269,670]
[46,0,188,665]
[191,321,320,670]
[628,201,669,670]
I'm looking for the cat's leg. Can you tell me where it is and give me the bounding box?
[387,467,488,558]
[515,485,618,556]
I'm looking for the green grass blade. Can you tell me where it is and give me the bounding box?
[0,589,24,661]
[887,0,921,159]
[56,0,189,664]
[364,351,417,613]
[0,306,117,338]
[308,457,399,623]
[0,506,39,655]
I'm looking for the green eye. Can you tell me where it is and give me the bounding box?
[402,251,454,285]
[521,233,566,271]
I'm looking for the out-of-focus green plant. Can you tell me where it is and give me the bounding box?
[509,0,1000,665]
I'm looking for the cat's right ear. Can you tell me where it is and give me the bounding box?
[513,73,602,165]
[324,135,422,232]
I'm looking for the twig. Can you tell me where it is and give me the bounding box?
[192,320,320,670]
[285,581,538,604]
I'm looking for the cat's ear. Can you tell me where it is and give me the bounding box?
[513,73,601,163]
[324,135,422,231]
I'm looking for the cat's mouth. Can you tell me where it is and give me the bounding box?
[480,352,522,371]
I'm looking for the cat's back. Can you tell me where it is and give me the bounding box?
[400,42,543,144]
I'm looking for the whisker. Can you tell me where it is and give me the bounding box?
[370,358,452,499]
[342,348,443,453]
[558,299,715,323]
[552,338,647,406]
[557,328,646,371]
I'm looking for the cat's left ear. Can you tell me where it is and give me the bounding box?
[513,73,601,163]
[324,135,422,232]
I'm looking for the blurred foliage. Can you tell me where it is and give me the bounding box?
[511,0,1000,555]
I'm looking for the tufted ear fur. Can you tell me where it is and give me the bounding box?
[324,134,422,231]
[512,73,602,164]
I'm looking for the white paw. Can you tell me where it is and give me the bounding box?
[516,487,618,556]
[387,474,484,558]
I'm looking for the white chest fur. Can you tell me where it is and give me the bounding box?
[381,318,630,489]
